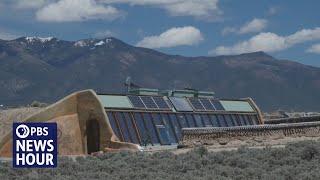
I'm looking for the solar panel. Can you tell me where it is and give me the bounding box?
[210,99,225,110]
[169,97,193,112]
[128,95,145,108]
[140,96,158,109]
[199,98,216,110]
[188,98,205,111]
[152,96,170,109]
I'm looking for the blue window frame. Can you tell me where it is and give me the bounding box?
[168,114,182,140]
[217,114,227,127]
[107,112,122,140]
[238,115,246,126]
[161,114,178,143]
[193,114,204,127]
[201,114,212,127]
[224,115,234,126]
[142,113,160,144]
[115,112,131,142]
[133,113,151,145]
[176,114,189,128]
[156,125,171,145]
[123,112,139,144]
[250,115,259,125]
[243,115,253,125]
[209,115,220,127]
[185,114,196,127]
[231,114,240,126]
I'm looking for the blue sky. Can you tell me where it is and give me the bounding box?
[0,0,320,66]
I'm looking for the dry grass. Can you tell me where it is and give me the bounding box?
[0,107,42,140]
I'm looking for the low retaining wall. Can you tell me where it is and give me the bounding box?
[265,115,320,124]
[181,122,320,147]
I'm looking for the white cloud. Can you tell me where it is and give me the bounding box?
[222,18,268,35]
[306,44,320,54]
[94,30,116,38]
[210,27,320,55]
[221,27,237,35]
[15,0,47,9]
[239,18,268,34]
[136,26,203,49]
[36,0,124,22]
[102,0,222,20]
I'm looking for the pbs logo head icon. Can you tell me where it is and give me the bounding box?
[15,124,30,139]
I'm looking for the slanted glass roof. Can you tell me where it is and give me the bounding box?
[220,100,254,112]
[106,111,260,146]
[99,93,262,146]
[98,95,133,108]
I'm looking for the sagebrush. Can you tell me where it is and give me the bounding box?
[1,141,320,180]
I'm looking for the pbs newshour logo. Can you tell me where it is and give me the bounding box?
[13,123,57,168]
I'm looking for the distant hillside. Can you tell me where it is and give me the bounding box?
[0,37,320,111]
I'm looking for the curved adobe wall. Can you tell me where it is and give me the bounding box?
[0,90,139,157]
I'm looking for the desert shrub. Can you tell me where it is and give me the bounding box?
[1,140,320,180]
[30,101,47,108]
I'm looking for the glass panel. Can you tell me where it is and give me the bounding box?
[238,115,246,126]
[152,113,163,125]
[242,115,251,125]
[133,113,151,146]
[140,96,158,109]
[185,114,196,127]
[169,114,182,140]
[220,100,255,112]
[210,100,225,110]
[107,112,122,140]
[169,97,193,111]
[217,114,227,127]
[231,114,240,126]
[153,96,170,109]
[142,113,160,144]
[115,112,131,142]
[250,115,259,125]
[123,112,139,144]
[98,95,133,108]
[156,125,171,145]
[201,114,212,127]
[161,114,178,143]
[176,114,189,128]
[193,114,204,127]
[128,95,145,108]
[224,115,234,127]
[188,98,205,110]
[209,115,220,127]
[200,98,215,110]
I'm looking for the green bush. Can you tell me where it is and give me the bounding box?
[30,101,47,108]
[1,140,320,180]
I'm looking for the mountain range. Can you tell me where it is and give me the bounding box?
[0,36,320,112]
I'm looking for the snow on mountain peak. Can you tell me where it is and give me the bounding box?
[74,40,87,47]
[74,38,113,48]
[25,36,54,43]
[94,40,105,46]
